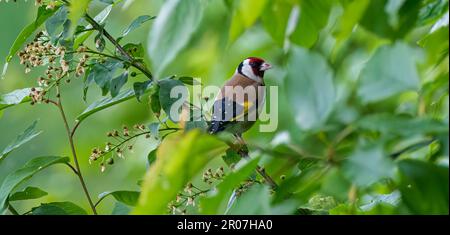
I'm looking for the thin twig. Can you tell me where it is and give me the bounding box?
[235,145,278,190]
[46,99,59,106]
[65,162,79,175]
[93,194,110,209]
[333,125,355,146]
[173,188,210,208]
[83,14,153,80]
[255,165,278,190]
[96,128,180,158]
[84,49,128,63]
[55,84,97,215]
[70,121,81,138]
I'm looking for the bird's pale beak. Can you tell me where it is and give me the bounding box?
[260,62,272,71]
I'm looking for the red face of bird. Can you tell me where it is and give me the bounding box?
[236,57,272,81]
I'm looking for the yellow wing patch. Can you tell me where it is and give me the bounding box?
[230,101,254,122]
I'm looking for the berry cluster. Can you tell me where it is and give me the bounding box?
[17,32,90,88]
[202,166,225,184]
[89,124,155,172]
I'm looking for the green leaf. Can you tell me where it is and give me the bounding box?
[358,42,421,104]
[290,0,332,48]
[83,66,93,101]
[393,0,423,38]
[5,6,59,63]
[226,184,271,215]
[360,203,398,215]
[68,0,93,35]
[148,0,205,76]
[31,201,87,215]
[357,113,449,136]
[334,0,370,42]
[150,85,161,116]
[261,0,292,46]
[418,0,449,26]
[0,88,32,111]
[285,46,335,130]
[297,158,320,171]
[2,6,59,79]
[0,156,70,213]
[0,120,42,164]
[110,72,128,98]
[122,43,144,58]
[228,0,268,44]
[303,194,337,213]
[122,15,155,37]
[45,6,69,43]
[176,76,202,86]
[418,26,449,65]
[98,190,140,207]
[9,186,48,201]
[76,85,153,123]
[342,144,395,187]
[437,133,449,158]
[111,201,131,215]
[358,0,394,39]
[200,157,259,214]
[133,131,227,214]
[328,203,357,215]
[360,0,421,39]
[133,80,152,102]
[320,168,351,202]
[159,79,187,122]
[398,160,449,214]
[88,58,123,95]
[74,4,113,49]
[147,149,157,167]
[59,36,74,60]
[184,120,208,132]
[273,167,323,204]
[221,148,242,167]
[148,122,160,138]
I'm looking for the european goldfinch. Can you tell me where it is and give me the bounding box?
[208,57,272,139]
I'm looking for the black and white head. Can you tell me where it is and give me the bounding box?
[236,57,272,82]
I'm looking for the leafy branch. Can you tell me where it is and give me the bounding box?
[83,14,153,80]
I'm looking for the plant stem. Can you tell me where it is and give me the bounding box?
[8,203,19,215]
[236,146,278,190]
[71,121,81,138]
[65,162,79,175]
[255,165,278,190]
[55,84,97,215]
[83,14,154,80]
[97,128,180,158]
[93,195,107,209]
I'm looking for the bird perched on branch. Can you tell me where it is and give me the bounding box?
[208,57,272,143]
[207,57,278,189]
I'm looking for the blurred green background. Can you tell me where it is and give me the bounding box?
[0,0,448,215]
